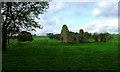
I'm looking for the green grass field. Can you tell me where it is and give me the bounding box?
[2,35,119,70]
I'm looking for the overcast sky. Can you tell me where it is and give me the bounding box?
[31,0,119,36]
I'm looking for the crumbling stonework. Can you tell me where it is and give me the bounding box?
[60,25,70,43]
[99,33,110,42]
[79,29,88,43]
[60,25,88,43]
[58,25,110,43]
[93,33,99,42]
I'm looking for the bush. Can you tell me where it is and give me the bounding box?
[17,31,33,42]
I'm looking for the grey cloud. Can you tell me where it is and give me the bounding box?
[93,2,118,17]
[100,26,118,33]
[79,18,118,34]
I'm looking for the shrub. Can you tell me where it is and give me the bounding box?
[17,31,33,42]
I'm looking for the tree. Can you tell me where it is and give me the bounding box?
[2,2,49,51]
[47,33,55,39]
[7,24,20,44]
[17,31,33,42]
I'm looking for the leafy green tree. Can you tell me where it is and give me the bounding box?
[17,31,33,42]
[47,33,55,39]
[7,24,20,44]
[2,2,49,51]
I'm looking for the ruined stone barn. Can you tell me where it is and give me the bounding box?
[69,31,80,43]
[79,29,88,43]
[60,24,88,43]
[60,25,70,43]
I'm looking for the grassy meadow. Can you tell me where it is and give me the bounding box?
[2,35,119,70]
